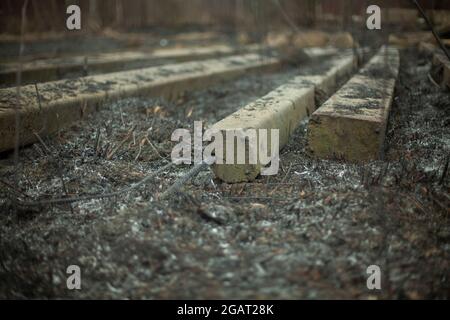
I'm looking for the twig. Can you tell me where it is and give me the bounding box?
[94,127,101,155]
[428,72,441,88]
[134,135,145,161]
[106,125,136,160]
[33,131,51,154]
[269,163,292,195]
[145,136,163,159]
[119,106,125,126]
[33,131,74,213]
[159,158,214,200]
[16,162,174,207]
[440,156,449,185]
[405,194,428,215]
[0,179,32,199]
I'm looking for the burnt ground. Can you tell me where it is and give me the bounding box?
[0,49,449,299]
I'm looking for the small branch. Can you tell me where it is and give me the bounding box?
[0,179,32,199]
[94,127,101,155]
[106,125,136,160]
[269,163,292,195]
[145,135,163,159]
[33,131,51,154]
[159,158,214,200]
[440,156,449,185]
[33,131,74,213]
[428,72,441,88]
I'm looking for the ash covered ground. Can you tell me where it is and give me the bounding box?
[0,49,448,299]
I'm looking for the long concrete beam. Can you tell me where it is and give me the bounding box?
[0,45,258,86]
[210,52,358,183]
[0,53,281,153]
[307,47,400,162]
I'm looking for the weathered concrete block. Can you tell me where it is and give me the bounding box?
[307,47,400,162]
[0,45,262,86]
[0,53,281,153]
[211,53,358,183]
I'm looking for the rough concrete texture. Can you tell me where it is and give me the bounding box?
[0,45,270,86]
[212,54,357,183]
[0,53,281,153]
[307,47,400,162]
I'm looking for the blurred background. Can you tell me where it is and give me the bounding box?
[1,0,450,35]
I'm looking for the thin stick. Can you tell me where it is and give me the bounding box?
[33,131,74,213]
[0,179,32,199]
[106,125,136,160]
[440,156,449,185]
[94,127,101,155]
[33,132,51,154]
[145,136,163,159]
[269,163,292,195]
[428,72,441,88]
[159,158,215,200]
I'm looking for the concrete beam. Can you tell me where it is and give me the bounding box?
[0,53,281,153]
[0,45,258,86]
[307,47,400,162]
[211,53,358,183]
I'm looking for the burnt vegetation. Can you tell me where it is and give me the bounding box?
[0,0,449,299]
